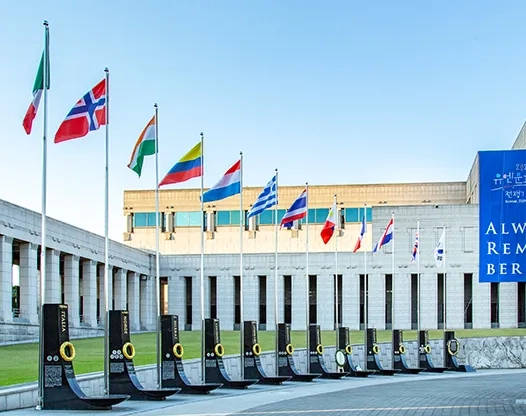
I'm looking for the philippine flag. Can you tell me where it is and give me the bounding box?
[281,189,307,228]
[321,202,337,244]
[202,160,241,202]
[373,217,394,253]
[353,211,367,253]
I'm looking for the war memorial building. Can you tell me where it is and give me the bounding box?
[2,125,526,343]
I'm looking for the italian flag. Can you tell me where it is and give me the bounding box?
[23,53,45,135]
[128,116,156,176]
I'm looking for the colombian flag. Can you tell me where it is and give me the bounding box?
[159,142,202,186]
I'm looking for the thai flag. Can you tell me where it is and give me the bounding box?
[373,217,394,253]
[353,212,366,253]
[202,160,241,202]
[281,189,307,228]
[411,231,419,263]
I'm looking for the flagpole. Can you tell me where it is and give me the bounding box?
[239,151,244,378]
[416,219,420,332]
[443,226,447,329]
[103,67,110,395]
[274,168,279,376]
[305,182,310,372]
[334,195,339,343]
[362,204,367,369]
[200,132,205,383]
[391,211,395,329]
[37,20,49,410]
[154,103,161,387]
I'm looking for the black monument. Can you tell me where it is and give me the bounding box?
[308,324,347,378]
[336,327,371,377]
[366,328,398,375]
[277,323,320,381]
[418,330,446,373]
[444,331,475,372]
[108,310,180,399]
[42,304,129,410]
[392,330,422,374]
[204,318,258,388]
[160,315,222,393]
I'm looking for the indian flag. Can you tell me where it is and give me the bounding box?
[23,53,45,135]
[128,116,156,176]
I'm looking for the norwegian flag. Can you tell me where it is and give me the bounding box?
[55,79,106,143]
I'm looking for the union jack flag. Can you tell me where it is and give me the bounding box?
[55,79,106,143]
[411,230,419,262]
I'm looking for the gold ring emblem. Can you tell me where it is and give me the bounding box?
[122,342,136,360]
[372,344,380,354]
[173,343,184,359]
[252,343,261,356]
[285,343,294,356]
[423,345,431,354]
[214,343,225,357]
[345,345,353,355]
[316,344,324,355]
[59,341,76,362]
[399,344,406,354]
[447,339,459,356]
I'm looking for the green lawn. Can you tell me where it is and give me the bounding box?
[1,328,525,387]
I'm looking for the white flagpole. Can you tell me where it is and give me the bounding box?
[416,219,420,332]
[103,67,110,395]
[274,169,279,376]
[37,20,49,410]
[305,183,310,372]
[239,152,244,378]
[443,226,447,329]
[200,132,205,383]
[154,103,161,387]
[362,204,368,369]
[391,211,395,329]
[334,195,339,343]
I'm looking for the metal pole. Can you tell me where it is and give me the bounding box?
[334,195,339,343]
[362,204,367,369]
[274,169,279,376]
[154,103,161,387]
[239,152,244,378]
[103,67,110,395]
[200,132,205,383]
[416,219,420,332]
[443,226,447,329]
[305,183,310,372]
[391,211,395,329]
[37,20,49,410]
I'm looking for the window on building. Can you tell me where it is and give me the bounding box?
[462,227,476,253]
[209,276,217,319]
[133,212,161,227]
[309,275,317,324]
[345,207,372,223]
[259,275,267,328]
[411,274,418,330]
[234,275,240,329]
[216,210,242,226]
[519,282,526,328]
[259,209,286,225]
[334,274,342,328]
[284,275,292,324]
[175,211,202,227]
[491,282,499,328]
[437,274,445,328]
[185,276,192,329]
[385,274,392,329]
[464,273,473,328]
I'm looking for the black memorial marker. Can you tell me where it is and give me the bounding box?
[366,328,399,375]
[243,321,291,384]
[418,330,446,373]
[276,323,320,382]
[42,304,129,410]
[108,310,180,400]
[308,324,347,378]
[204,318,258,388]
[392,330,422,374]
[444,331,475,372]
[160,315,222,393]
[336,327,372,377]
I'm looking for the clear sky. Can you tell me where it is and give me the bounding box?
[1,1,525,240]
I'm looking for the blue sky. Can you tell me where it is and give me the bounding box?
[1,1,525,240]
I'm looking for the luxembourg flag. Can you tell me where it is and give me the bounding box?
[321,201,337,244]
[373,217,394,253]
[202,160,241,202]
[352,211,366,253]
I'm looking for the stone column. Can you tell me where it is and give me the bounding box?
[0,236,13,323]
[217,274,234,329]
[266,271,278,328]
[140,276,154,330]
[19,243,39,324]
[291,273,307,330]
[81,259,98,328]
[45,249,61,303]
[342,271,360,330]
[419,272,438,329]
[127,271,140,331]
[243,274,258,322]
[97,264,113,323]
[446,271,464,329]
[167,275,185,320]
[63,254,80,327]
[367,272,385,330]
[393,271,411,330]
[192,275,202,331]
[317,273,334,330]
[113,268,127,310]
[472,271,491,329]
[499,282,518,328]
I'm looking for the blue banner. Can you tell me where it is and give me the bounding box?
[479,150,526,282]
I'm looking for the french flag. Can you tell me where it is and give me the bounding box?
[373,217,394,253]
[353,213,366,253]
[202,160,241,203]
[281,189,307,228]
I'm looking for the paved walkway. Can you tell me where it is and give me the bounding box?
[6,369,526,416]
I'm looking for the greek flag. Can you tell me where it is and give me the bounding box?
[247,174,278,219]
